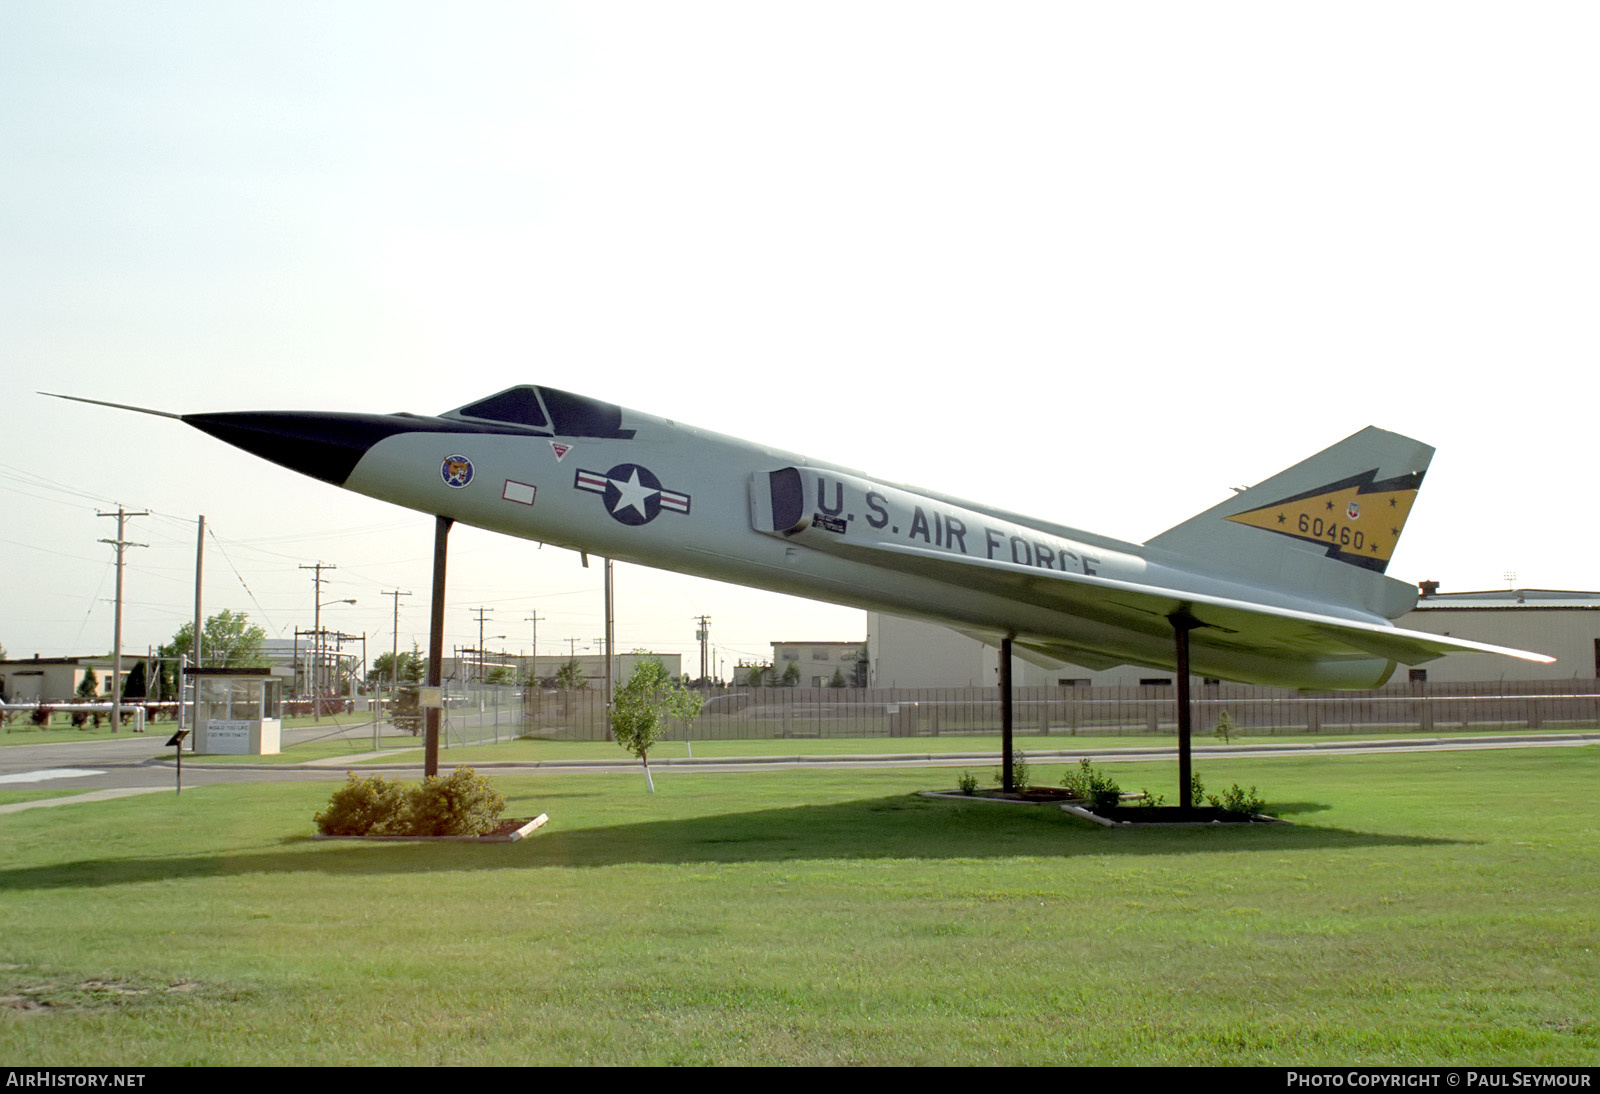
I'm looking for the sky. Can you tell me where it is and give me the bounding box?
[2,2,1596,679]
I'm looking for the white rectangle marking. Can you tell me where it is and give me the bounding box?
[0,768,105,785]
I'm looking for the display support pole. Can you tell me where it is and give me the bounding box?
[425,516,453,778]
[1169,610,1199,814]
[999,635,1014,793]
[604,558,615,739]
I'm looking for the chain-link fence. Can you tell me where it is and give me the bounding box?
[440,684,526,749]
[324,684,525,752]
[521,679,1600,742]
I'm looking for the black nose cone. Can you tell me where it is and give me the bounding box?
[182,411,421,486]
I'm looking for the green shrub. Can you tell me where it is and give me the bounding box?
[957,770,978,796]
[1061,758,1121,808]
[993,750,1031,791]
[1207,783,1267,817]
[1189,772,1205,808]
[1213,710,1236,743]
[315,773,411,836]
[314,768,505,837]
[408,768,506,836]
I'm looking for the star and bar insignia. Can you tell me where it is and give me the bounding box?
[574,463,691,526]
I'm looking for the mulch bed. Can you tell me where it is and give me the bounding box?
[1084,805,1275,824]
[485,817,538,838]
[925,789,1279,825]
[313,815,548,842]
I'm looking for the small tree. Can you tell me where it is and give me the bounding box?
[368,648,422,690]
[610,658,678,792]
[554,658,586,691]
[75,667,101,728]
[153,646,178,705]
[828,666,847,688]
[664,671,704,752]
[122,660,147,701]
[780,660,801,687]
[167,610,268,670]
[554,657,586,720]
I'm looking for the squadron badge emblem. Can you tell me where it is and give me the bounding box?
[441,455,475,489]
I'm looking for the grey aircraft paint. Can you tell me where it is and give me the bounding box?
[50,386,1552,689]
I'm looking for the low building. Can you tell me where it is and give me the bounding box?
[0,654,148,704]
[525,652,682,689]
[770,641,868,687]
[867,585,1600,688]
[1400,587,1600,682]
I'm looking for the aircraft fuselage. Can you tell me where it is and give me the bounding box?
[74,382,1536,691]
[329,408,1374,687]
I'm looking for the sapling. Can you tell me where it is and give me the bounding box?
[611,658,700,793]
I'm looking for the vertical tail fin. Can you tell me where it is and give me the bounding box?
[1144,426,1432,620]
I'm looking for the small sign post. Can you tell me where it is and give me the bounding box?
[165,728,190,795]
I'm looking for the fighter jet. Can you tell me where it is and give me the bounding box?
[52,385,1550,688]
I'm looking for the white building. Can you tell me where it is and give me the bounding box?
[525,652,682,689]
[0,655,144,704]
[769,641,868,687]
[1400,588,1599,682]
[867,586,1600,688]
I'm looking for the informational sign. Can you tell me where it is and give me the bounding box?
[206,720,253,755]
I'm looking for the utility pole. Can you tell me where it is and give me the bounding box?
[524,613,542,681]
[189,515,204,738]
[382,589,411,689]
[694,615,712,684]
[97,507,148,733]
[300,562,335,720]
[471,607,493,685]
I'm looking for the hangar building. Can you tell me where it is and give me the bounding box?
[866,586,1600,688]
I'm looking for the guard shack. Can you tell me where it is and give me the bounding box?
[189,667,282,755]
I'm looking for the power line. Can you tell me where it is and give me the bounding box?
[208,526,279,634]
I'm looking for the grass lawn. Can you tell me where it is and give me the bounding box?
[164,725,1600,768]
[181,738,427,766]
[0,788,92,807]
[367,726,1599,766]
[1,710,382,747]
[1,747,1595,1065]
[0,723,171,745]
